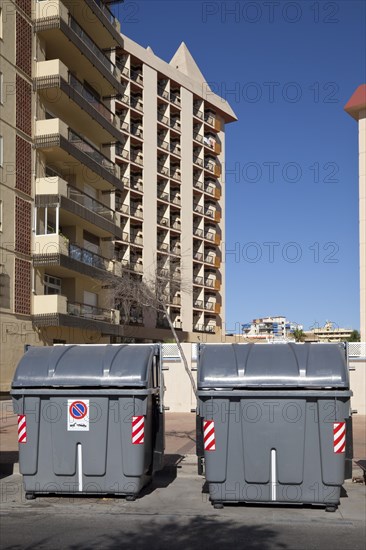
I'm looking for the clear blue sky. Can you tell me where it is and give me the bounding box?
[113,0,366,331]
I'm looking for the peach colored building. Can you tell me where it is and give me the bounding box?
[0,0,236,391]
[344,84,366,415]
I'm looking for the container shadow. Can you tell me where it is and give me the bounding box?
[0,451,19,479]
[139,453,184,497]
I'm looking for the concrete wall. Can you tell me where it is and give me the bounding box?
[349,359,366,415]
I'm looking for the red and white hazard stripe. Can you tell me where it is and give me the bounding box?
[18,415,27,444]
[203,419,216,451]
[132,416,144,445]
[333,422,346,453]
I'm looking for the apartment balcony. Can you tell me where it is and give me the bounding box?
[35,176,122,238]
[194,251,204,263]
[62,0,122,47]
[170,195,181,207]
[203,136,221,154]
[193,299,204,310]
[115,144,130,162]
[157,215,170,228]
[121,259,143,274]
[204,278,221,290]
[34,0,123,96]
[170,92,181,107]
[130,68,144,87]
[130,151,144,166]
[194,323,216,334]
[158,163,170,177]
[34,119,121,190]
[130,204,144,219]
[194,157,204,168]
[193,275,204,286]
[130,123,143,140]
[170,169,181,182]
[170,219,181,232]
[170,143,181,157]
[204,255,221,268]
[33,235,118,280]
[35,60,121,142]
[157,189,170,202]
[157,112,170,127]
[170,119,181,133]
[130,232,143,246]
[193,226,204,239]
[204,182,221,199]
[204,159,221,177]
[130,96,143,113]
[157,86,170,101]
[193,108,204,120]
[204,112,222,132]
[204,302,221,314]
[193,133,204,144]
[32,294,121,336]
[204,231,220,245]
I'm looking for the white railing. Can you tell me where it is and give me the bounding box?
[348,342,366,359]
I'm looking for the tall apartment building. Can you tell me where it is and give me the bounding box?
[0,0,237,390]
[345,85,366,342]
[242,316,302,341]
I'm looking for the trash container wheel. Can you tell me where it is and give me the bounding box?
[197,457,205,476]
[212,502,224,510]
[325,504,337,513]
[126,495,137,502]
[25,492,36,500]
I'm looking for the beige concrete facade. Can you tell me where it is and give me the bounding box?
[0,0,236,391]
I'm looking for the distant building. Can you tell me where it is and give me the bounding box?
[242,316,302,341]
[304,322,353,343]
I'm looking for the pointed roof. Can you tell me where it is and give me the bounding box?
[169,42,210,88]
[344,84,366,121]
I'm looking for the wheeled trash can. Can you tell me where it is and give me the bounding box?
[197,343,352,511]
[11,344,165,500]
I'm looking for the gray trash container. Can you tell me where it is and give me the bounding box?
[11,344,165,500]
[197,343,352,511]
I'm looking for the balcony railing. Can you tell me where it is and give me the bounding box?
[170,119,181,131]
[194,251,204,262]
[68,185,117,222]
[130,232,143,246]
[130,69,143,85]
[69,243,110,271]
[130,96,143,112]
[130,123,143,139]
[158,190,170,201]
[68,129,115,173]
[158,86,169,100]
[92,0,116,24]
[194,275,203,286]
[130,152,143,166]
[170,93,181,106]
[194,300,204,309]
[69,73,114,123]
[193,108,204,120]
[194,324,216,334]
[158,112,169,125]
[68,301,115,323]
[115,144,129,159]
[193,226,204,238]
[69,16,117,76]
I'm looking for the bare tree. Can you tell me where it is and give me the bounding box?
[106,254,197,397]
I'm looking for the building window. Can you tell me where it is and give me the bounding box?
[44,274,62,295]
[35,206,59,235]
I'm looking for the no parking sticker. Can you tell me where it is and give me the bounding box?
[67,400,89,431]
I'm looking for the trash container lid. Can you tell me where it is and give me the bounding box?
[198,343,349,389]
[12,344,160,388]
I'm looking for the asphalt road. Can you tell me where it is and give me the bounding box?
[0,456,365,550]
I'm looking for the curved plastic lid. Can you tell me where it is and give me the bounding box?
[12,344,160,388]
[198,343,349,389]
